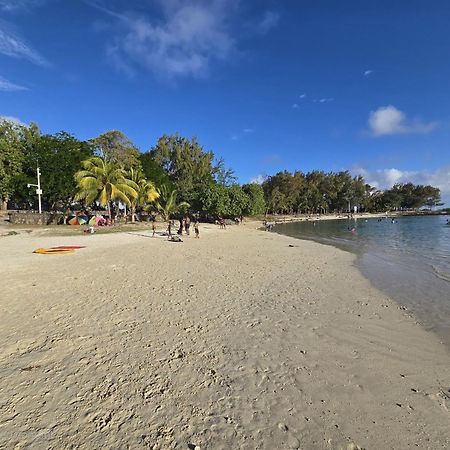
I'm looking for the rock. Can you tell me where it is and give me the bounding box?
[278,422,288,431]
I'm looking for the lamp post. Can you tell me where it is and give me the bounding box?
[27,167,42,214]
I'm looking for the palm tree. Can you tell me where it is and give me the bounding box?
[74,156,138,219]
[154,184,189,222]
[127,167,159,223]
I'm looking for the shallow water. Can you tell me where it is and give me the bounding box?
[275,216,450,343]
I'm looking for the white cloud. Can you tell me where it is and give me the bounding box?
[250,174,266,185]
[243,128,254,133]
[368,105,436,136]
[91,0,233,79]
[364,69,373,77]
[90,1,278,79]
[299,93,306,99]
[0,76,27,91]
[313,97,333,103]
[292,103,299,109]
[0,26,47,65]
[353,165,450,204]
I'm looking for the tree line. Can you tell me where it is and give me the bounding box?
[0,119,442,219]
[261,170,442,214]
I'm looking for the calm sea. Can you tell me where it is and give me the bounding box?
[275,216,450,344]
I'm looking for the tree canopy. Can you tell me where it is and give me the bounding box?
[0,121,442,216]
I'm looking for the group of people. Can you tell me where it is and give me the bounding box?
[164,216,200,239]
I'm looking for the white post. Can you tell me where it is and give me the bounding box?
[27,166,43,214]
[36,167,42,214]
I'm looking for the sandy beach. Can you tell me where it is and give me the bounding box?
[1,224,449,449]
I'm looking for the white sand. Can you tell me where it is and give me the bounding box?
[0,224,449,449]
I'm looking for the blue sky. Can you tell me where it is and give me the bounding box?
[1,0,449,203]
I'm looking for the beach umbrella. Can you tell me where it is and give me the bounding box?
[88,215,96,225]
[67,214,79,225]
[78,215,89,225]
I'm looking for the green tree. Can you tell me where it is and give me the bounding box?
[150,134,216,208]
[0,119,25,210]
[91,130,141,169]
[214,157,237,186]
[226,184,250,217]
[139,152,172,188]
[422,185,441,209]
[74,156,138,219]
[127,167,159,222]
[196,183,230,217]
[154,184,190,222]
[8,128,93,210]
[242,183,266,216]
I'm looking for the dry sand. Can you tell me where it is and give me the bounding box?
[0,223,449,449]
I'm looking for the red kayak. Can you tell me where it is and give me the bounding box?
[50,245,86,249]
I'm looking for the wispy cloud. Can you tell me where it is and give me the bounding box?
[91,0,235,79]
[0,26,47,65]
[89,1,278,79]
[230,127,254,141]
[0,0,46,12]
[256,11,280,34]
[0,76,27,91]
[368,105,436,136]
[364,69,373,77]
[292,103,299,109]
[294,93,333,106]
[318,97,333,103]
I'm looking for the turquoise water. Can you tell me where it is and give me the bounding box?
[275,216,450,343]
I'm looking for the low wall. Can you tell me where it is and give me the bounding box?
[8,211,63,225]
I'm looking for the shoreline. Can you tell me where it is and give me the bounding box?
[270,217,450,348]
[1,225,449,448]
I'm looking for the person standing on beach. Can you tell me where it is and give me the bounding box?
[167,220,172,237]
[151,219,156,237]
[194,219,199,238]
[185,215,191,235]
